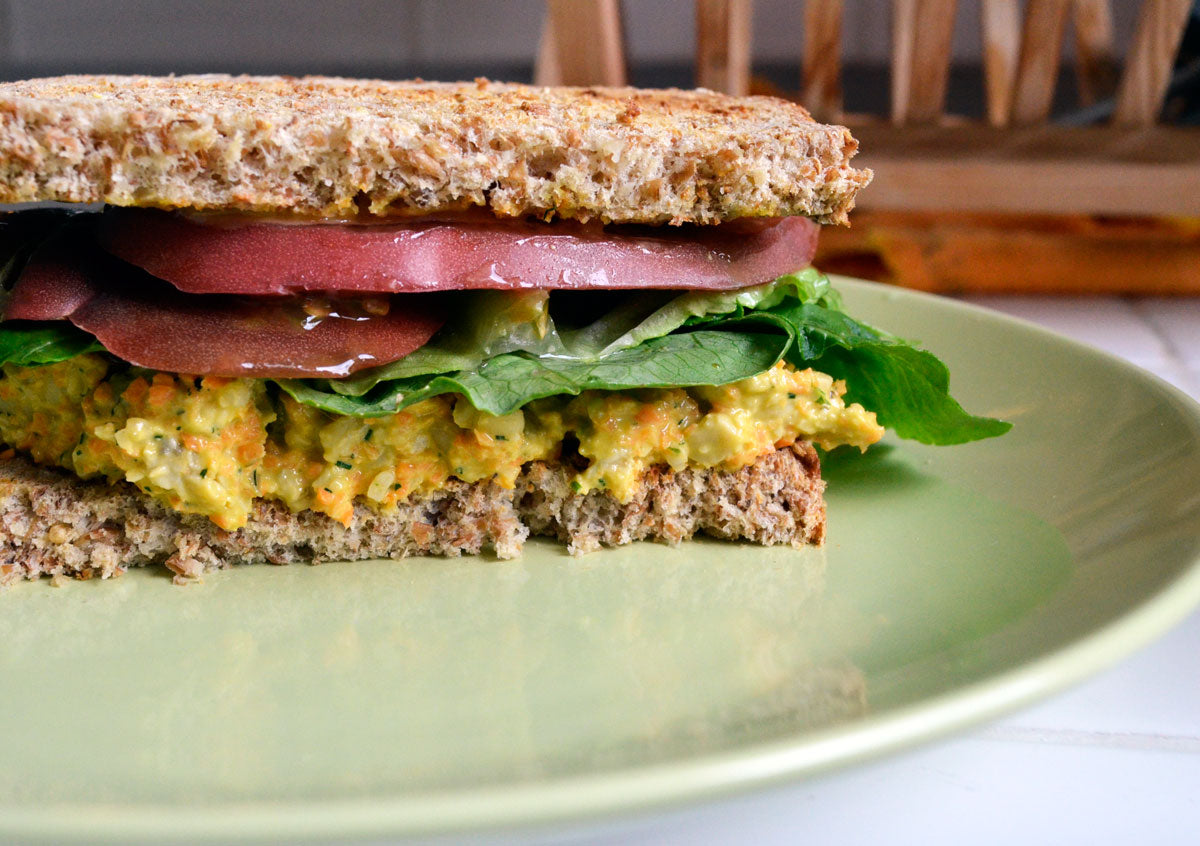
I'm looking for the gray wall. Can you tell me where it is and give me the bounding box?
[0,1,1144,77]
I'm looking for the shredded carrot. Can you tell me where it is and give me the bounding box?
[92,383,114,405]
[121,378,149,404]
[635,404,661,425]
[236,443,264,463]
[147,384,175,408]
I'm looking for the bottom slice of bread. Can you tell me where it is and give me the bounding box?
[0,443,825,584]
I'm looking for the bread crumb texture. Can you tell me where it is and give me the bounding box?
[0,444,825,585]
[0,74,870,224]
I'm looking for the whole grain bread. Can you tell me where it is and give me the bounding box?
[0,444,824,585]
[0,74,870,225]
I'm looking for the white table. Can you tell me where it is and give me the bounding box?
[560,296,1200,846]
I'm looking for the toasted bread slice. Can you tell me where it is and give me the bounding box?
[0,75,870,225]
[0,444,825,585]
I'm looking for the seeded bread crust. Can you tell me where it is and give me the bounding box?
[0,74,870,225]
[0,444,824,585]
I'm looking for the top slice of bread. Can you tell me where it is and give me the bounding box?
[0,74,870,225]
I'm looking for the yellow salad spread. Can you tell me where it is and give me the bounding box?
[0,355,882,530]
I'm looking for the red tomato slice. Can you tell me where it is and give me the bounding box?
[5,245,445,378]
[4,246,100,320]
[98,209,820,295]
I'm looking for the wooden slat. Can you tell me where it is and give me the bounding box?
[1072,0,1118,106]
[848,123,1200,217]
[816,210,1200,295]
[1009,0,1071,125]
[1114,0,1192,126]
[979,0,1021,126]
[535,0,626,87]
[801,0,843,122]
[889,0,917,124]
[695,0,752,95]
[900,0,958,124]
[533,13,561,86]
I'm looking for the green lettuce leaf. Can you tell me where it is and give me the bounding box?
[319,271,829,397]
[561,267,832,355]
[814,342,1011,444]
[685,298,1011,444]
[0,322,104,367]
[331,290,564,394]
[279,329,790,417]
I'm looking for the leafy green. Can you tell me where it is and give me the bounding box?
[561,268,832,355]
[815,343,1011,444]
[280,330,789,417]
[278,268,1008,445]
[333,290,562,393]
[685,298,1011,444]
[0,322,104,367]
[320,271,829,397]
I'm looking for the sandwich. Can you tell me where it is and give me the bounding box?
[0,75,1008,584]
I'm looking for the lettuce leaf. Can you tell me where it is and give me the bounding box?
[0,322,104,367]
[814,343,1011,444]
[279,330,790,417]
[318,270,830,399]
[691,299,1010,443]
[280,271,1008,445]
[332,290,563,392]
[561,268,832,355]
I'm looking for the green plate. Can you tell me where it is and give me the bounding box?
[4,277,1200,844]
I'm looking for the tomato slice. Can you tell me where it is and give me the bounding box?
[5,244,445,378]
[98,208,820,296]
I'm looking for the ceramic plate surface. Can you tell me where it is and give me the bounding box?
[4,277,1200,844]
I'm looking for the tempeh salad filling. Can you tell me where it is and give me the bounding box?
[0,357,881,529]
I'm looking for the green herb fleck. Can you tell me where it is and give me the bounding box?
[335,460,352,470]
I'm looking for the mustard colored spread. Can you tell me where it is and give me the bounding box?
[0,356,883,530]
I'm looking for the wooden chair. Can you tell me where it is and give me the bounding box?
[534,0,1200,294]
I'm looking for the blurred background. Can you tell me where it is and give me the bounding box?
[0,0,1196,294]
[0,1,1188,119]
